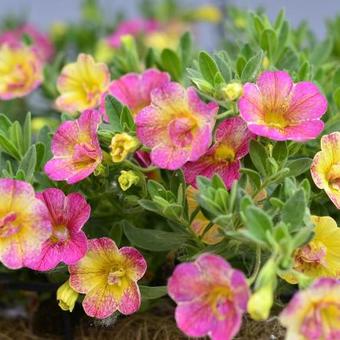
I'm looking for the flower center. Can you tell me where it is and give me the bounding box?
[51,224,69,243]
[168,116,198,147]
[327,164,340,192]
[300,301,340,339]
[294,241,327,272]
[0,212,20,238]
[206,285,233,320]
[107,267,126,286]
[83,82,101,106]
[214,144,235,162]
[264,110,288,129]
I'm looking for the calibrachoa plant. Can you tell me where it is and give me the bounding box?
[0,1,340,339]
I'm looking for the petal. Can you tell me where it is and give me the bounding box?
[82,285,118,319]
[286,82,327,121]
[141,68,170,103]
[257,71,293,109]
[175,300,214,337]
[168,262,207,302]
[310,151,331,190]
[239,83,264,122]
[284,120,324,141]
[187,87,218,118]
[321,132,340,163]
[117,281,141,315]
[64,193,91,232]
[119,247,147,281]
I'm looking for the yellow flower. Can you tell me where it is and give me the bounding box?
[281,215,340,284]
[187,186,223,245]
[311,132,340,209]
[247,283,274,321]
[56,280,79,312]
[191,5,222,23]
[110,133,139,163]
[118,170,139,191]
[222,83,243,101]
[56,53,110,114]
[0,44,43,100]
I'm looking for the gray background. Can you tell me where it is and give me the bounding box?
[1,0,340,48]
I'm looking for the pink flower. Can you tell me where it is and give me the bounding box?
[44,109,102,184]
[280,278,340,339]
[0,179,51,269]
[0,24,54,61]
[183,117,253,189]
[136,82,218,170]
[168,253,249,340]
[101,68,171,120]
[106,19,159,48]
[69,237,147,319]
[29,189,90,271]
[238,71,327,141]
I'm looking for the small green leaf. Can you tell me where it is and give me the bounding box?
[23,112,32,153]
[249,140,267,176]
[179,32,192,67]
[18,145,37,182]
[282,189,306,230]
[198,51,220,85]
[161,49,182,81]
[286,158,312,177]
[241,51,263,82]
[260,29,277,60]
[0,132,21,160]
[105,95,123,132]
[140,286,167,300]
[272,142,288,165]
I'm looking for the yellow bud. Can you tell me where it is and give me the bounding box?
[49,21,68,40]
[110,133,139,163]
[94,39,115,63]
[94,163,106,176]
[192,5,222,23]
[56,281,79,312]
[118,170,139,191]
[247,284,274,321]
[262,56,270,69]
[222,83,243,101]
[234,17,247,29]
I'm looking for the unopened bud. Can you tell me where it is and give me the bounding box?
[118,170,139,191]
[222,82,243,101]
[110,133,139,163]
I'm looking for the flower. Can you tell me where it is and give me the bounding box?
[0,44,43,100]
[281,215,340,284]
[0,24,54,61]
[44,109,103,184]
[0,179,51,269]
[187,186,223,245]
[69,237,147,319]
[311,132,340,209]
[136,82,218,170]
[238,71,327,141]
[110,133,139,163]
[190,5,222,23]
[280,278,340,339]
[106,19,159,48]
[29,188,90,271]
[222,83,243,101]
[56,54,110,114]
[168,253,250,340]
[101,68,171,119]
[57,280,79,312]
[118,170,139,191]
[183,117,253,189]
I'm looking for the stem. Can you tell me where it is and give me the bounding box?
[248,245,261,285]
[123,160,158,173]
[215,109,235,121]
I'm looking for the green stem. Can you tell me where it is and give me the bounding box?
[248,245,262,285]
[215,109,235,121]
[123,160,158,173]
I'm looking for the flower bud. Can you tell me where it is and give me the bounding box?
[110,133,139,163]
[118,170,139,191]
[222,83,243,101]
[191,5,222,23]
[56,281,79,312]
[247,283,274,321]
[262,56,270,69]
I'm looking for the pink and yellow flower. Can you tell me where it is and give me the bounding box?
[0,179,51,269]
[56,54,110,114]
[311,132,340,209]
[239,71,327,141]
[187,186,223,245]
[183,117,253,189]
[29,189,90,271]
[69,237,147,319]
[44,109,103,184]
[101,68,171,119]
[168,253,250,340]
[106,19,159,48]
[281,216,340,284]
[136,82,218,170]
[0,24,54,61]
[0,44,44,100]
[280,278,340,339]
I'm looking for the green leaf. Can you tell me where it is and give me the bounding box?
[9,121,24,157]
[123,221,189,251]
[198,51,220,85]
[23,112,32,153]
[272,142,288,165]
[241,51,263,82]
[282,189,306,230]
[105,95,123,132]
[161,49,182,81]
[249,140,267,175]
[286,158,312,177]
[139,286,167,300]
[333,87,340,109]
[260,29,277,60]
[241,168,261,191]
[18,145,37,182]
[0,114,12,133]
[311,38,333,66]
[0,132,21,160]
[179,32,192,67]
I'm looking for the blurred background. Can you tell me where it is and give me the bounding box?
[2,0,340,48]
